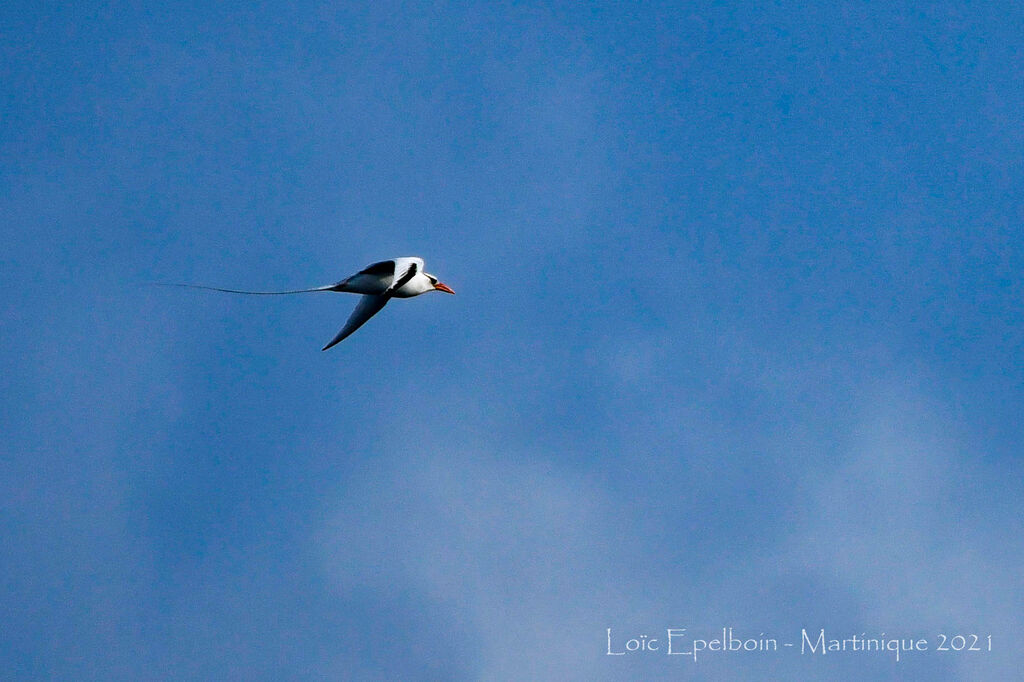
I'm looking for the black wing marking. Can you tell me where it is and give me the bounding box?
[357,260,397,277]
[387,261,418,294]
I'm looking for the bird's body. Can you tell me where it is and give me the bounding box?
[160,257,454,350]
[333,257,440,298]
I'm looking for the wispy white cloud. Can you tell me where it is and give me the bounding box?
[317,376,1022,680]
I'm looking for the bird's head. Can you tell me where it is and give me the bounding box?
[427,274,455,295]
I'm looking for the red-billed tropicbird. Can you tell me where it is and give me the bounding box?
[162,257,454,350]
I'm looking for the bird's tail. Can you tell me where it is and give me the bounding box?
[151,282,342,295]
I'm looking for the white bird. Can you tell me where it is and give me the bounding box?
[162,257,455,350]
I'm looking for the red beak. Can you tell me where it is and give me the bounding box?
[434,282,455,295]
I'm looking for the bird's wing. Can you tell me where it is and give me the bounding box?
[334,259,399,294]
[384,257,423,295]
[321,295,390,350]
[355,260,397,278]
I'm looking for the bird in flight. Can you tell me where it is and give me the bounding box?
[161,257,454,350]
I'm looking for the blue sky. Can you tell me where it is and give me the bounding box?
[2,1,1022,679]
